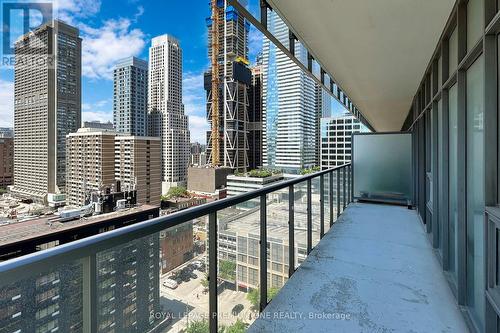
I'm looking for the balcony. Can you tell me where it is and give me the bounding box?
[248,202,468,332]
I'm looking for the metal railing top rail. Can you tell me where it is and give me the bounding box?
[0,163,351,285]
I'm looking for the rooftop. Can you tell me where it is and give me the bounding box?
[0,205,158,248]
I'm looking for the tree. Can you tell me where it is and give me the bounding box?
[225,319,248,333]
[161,186,188,201]
[246,287,280,310]
[299,166,321,175]
[201,273,209,289]
[246,288,259,310]
[219,260,236,281]
[185,320,209,333]
[186,320,226,333]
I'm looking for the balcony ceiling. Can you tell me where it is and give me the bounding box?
[267,0,455,131]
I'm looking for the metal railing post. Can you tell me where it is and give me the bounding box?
[259,195,268,312]
[343,167,347,210]
[82,254,97,333]
[337,169,341,218]
[320,175,324,238]
[329,171,334,227]
[347,165,351,204]
[209,212,218,333]
[307,179,312,254]
[351,164,354,202]
[288,185,295,277]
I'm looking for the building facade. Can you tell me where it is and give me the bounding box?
[249,58,263,170]
[66,128,162,207]
[0,136,14,189]
[113,57,148,136]
[159,221,194,274]
[83,121,114,130]
[66,128,116,206]
[320,112,362,169]
[205,3,251,172]
[115,136,162,206]
[0,128,14,138]
[0,206,161,333]
[315,85,332,166]
[148,35,190,193]
[262,11,316,173]
[12,20,81,201]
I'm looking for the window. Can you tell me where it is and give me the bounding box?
[467,0,484,52]
[466,55,485,329]
[449,28,458,75]
[448,83,458,282]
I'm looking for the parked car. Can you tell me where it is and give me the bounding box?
[163,279,178,289]
[231,304,244,316]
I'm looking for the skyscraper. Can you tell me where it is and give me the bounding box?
[315,84,332,165]
[320,112,362,169]
[205,2,251,171]
[12,20,81,202]
[248,56,263,170]
[147,35,190,193]
[262,12,316,173]
[113,57,148,136]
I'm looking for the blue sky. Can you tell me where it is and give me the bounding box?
[0,0,346,142]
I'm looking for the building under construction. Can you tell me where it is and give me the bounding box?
[205,0,252,172]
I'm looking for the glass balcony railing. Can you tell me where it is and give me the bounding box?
[0,164,352,333]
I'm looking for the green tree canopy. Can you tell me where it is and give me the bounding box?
[225,319,248,333]
[246,287,280,310]
[161,186,189,201]
[185,319,209,333]
[219,260,236,281]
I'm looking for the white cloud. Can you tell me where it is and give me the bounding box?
[82,110,112,124]
[183,71,205,116]
[80,18,146,80]
[55,0,102,24]
[81,99,112,125]
[183,71,208,143]
[0,79,14,127]
[55,1,146,80]
[189,115,208,144]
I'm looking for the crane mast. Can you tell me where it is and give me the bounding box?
[210,0,220,166]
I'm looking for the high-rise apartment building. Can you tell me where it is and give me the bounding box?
[315,85,332,166]
[320,112,362,169]
[205,3,252,171]
[66,128,161,207]
[115,136,162,206]
[190,142,206,166]
[66,128,116,206]
[147,35,190,193]
[113,57,148,136]
[12,20,81,202]
[249,58,263,170]
[0,133,13,189]
[262,12,316,173]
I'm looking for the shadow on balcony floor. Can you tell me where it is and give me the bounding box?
[248,202,468,333]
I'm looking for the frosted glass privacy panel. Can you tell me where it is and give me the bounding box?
[353,133,413,204]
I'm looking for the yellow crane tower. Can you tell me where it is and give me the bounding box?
[210,0,220,166]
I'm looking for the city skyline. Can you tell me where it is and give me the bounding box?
[0,0,347,143]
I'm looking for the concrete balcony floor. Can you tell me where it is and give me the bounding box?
[248,203,469,333]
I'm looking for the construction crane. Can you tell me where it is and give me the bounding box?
[210,0,220,166]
